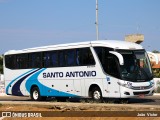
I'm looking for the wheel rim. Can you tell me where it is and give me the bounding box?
[93,90,101,100]
[33,90,39,100]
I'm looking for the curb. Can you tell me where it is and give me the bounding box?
[0,93,7,96]
[153,93,160,96]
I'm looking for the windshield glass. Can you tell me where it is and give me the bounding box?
[117,50,153,82]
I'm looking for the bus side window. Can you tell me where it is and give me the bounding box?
[29,54,33,68]
[5,55,16,69]
[59,51,65,67]
[43,51,58,68]
[43,52,50,67]
[83,48,95,66]
[76,48,95,66]
[16,54,28,69]
[76,52,79,66]
[15,55,20,69]
[50,51,58,67]
[66,49,75,66]
[76,49,82,66]
[22,54,28,69]
[29,53,42,68]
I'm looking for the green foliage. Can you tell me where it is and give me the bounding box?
[0,56,3,74]
[156,87,160,93]
[153,69,160,78]
[152,50,160,53]
[156,81,160,93]
[0,103,2,108]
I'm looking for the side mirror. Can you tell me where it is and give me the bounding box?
[109,51,124,65]
[147,52,159,64]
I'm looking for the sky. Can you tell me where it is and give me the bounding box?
[0,0,160,54]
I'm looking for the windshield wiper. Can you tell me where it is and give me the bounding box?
[122,73,137,81]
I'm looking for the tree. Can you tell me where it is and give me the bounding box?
[0,56,3,74]
[151,50,160,78]
[152,50,160,53]
[153,69,160,78]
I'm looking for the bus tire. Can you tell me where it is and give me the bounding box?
[91,87,103,102]
[31,87,42,101]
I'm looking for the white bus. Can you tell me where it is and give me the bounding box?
[4,40,155,101]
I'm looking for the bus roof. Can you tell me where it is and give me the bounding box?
[4,40,143,55]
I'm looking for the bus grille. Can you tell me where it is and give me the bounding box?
[131,86,152,90]
[133,91,150,95]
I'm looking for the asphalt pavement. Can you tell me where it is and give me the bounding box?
[0,94,160,106]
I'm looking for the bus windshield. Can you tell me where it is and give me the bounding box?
[117,50,153,82]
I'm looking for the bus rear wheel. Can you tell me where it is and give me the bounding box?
[31,87,42,101]
[91,87,103,102]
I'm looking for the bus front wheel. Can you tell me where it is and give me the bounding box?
[31,87,42,101]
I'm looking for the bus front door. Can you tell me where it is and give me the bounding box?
[105,56,121,98]
[106,76,121,98]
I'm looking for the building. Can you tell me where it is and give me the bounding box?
[148,53,160,69]
[125,34,144,44]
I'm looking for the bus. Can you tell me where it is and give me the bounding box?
[3,40,155,101]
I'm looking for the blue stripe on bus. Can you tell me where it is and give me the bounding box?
[11,68,42,96]
[6,69,36,94]
[26,68,77,97]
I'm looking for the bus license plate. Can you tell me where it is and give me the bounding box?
[139,94,145,98]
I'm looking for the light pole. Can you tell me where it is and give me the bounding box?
[96,0,99,40]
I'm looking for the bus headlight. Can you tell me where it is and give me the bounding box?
[150,81,154,87]
[117,82,132,89]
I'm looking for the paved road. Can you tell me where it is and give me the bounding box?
[0,95,160,106]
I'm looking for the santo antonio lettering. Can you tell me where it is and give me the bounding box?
[43,71,96,78]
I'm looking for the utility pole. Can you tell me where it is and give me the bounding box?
[96,0,99,40]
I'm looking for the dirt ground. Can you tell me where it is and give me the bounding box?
[0,102,160,120]
[1,103,160,111]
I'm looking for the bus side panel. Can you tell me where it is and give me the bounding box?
[4,68,36,96]
[5,80,12,95]
[73,79,81,96]
[25,68,77,97]
[80,79,86,96]
[40,79,75,97]
[102,78,109,97]
[36,67,102,98]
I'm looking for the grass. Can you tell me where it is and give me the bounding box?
[0,103,2,108]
